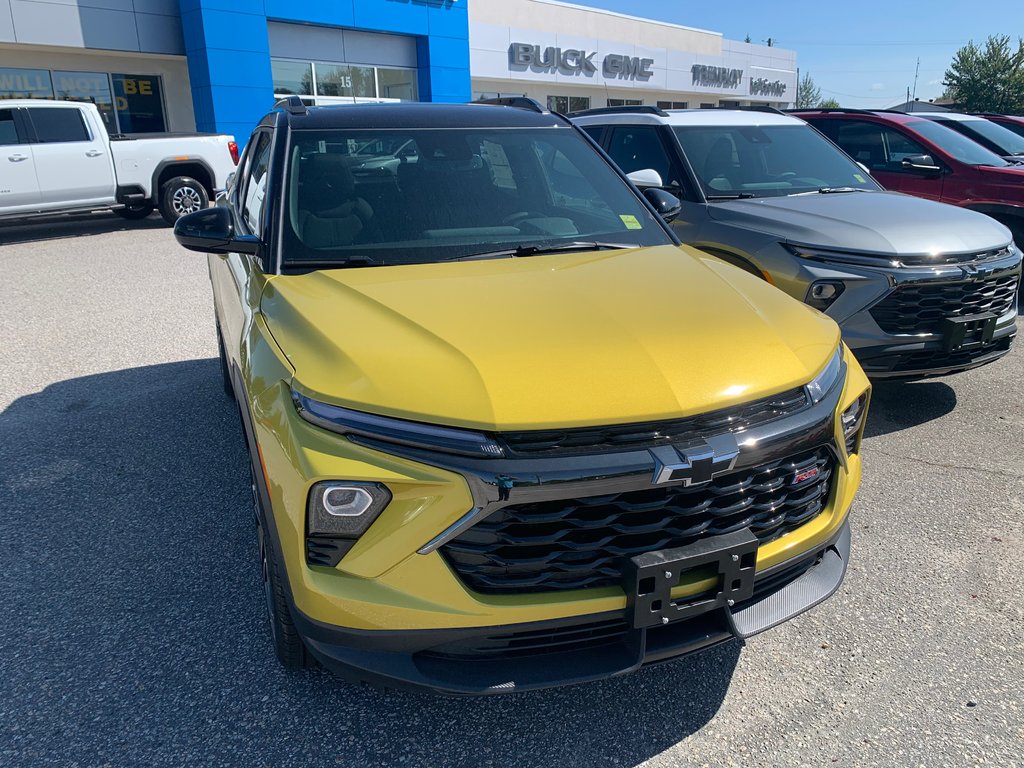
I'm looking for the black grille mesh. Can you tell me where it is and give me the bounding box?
[497,388,808,456]
[442,448,835,594]
[870,273,1019,335]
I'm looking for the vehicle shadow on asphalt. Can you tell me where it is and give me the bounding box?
[0,212,166,246]
[0,359,739,768]
[863,380,958,438]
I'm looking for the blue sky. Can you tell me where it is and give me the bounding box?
[567,0,1021,108]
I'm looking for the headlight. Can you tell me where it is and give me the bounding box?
[805,348,843,403]
[784,244,899,268]
[293,390,505,458]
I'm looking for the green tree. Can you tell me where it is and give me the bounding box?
[818,98,841,109]
[795,73,822,108]
[943,35,1024,113]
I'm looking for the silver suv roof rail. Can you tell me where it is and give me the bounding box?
[568,105,669,118]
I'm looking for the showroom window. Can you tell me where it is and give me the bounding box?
[607,98,643,107]
[546,96,591,114]
[271,58,419,104]
[656,101,689,110]
[0,67,166,133]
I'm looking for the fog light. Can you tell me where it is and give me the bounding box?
[841,394,868,455]
[806,281,846,311]
[308,481,391,538]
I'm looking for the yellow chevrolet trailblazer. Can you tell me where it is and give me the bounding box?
[174,98,870,694]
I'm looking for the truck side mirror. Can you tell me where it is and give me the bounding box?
[627,168,664,188]
[174,207,260,255]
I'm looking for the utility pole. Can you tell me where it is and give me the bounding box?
[911,57,920,102]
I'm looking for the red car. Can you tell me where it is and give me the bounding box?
[794,109,1024,248]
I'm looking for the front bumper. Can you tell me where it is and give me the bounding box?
[294,521,851,695]
[786,252,1021,379]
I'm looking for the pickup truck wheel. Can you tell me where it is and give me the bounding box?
[159,176,208,224]
[114,203,154,220]
[255,490,314,670]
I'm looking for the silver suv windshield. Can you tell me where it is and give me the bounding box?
[673,124,881,199]
[280,127,674,267]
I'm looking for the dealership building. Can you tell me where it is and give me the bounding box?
[0,0,796,145]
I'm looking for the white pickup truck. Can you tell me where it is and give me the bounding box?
[0,100,238,225]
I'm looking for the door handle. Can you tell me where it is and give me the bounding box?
[86,149,103,157]
[8,154,28,162]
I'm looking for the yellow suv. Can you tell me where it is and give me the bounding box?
[174,98,870,694]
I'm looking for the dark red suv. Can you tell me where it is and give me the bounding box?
[794,109,1024,248]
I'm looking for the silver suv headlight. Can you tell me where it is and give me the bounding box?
[805,347,843,403]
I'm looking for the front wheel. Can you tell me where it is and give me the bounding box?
[159,176,209,224]
[114,203,154,220]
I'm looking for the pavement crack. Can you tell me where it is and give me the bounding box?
[868,447,1023,480]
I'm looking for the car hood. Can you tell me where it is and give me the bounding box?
[262,245,840,431]
[708,191,1012,256]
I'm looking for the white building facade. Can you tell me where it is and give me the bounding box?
[470,0,797,112]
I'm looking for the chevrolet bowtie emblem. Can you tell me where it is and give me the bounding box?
[649,436,740,486]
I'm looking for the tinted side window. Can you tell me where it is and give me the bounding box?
[606,125,676,187]
[242,133,272,236]
[0,109,20,145]
[27,107,90,143]
[834,121,928,172]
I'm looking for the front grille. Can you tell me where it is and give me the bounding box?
[497,387,808,457]
[442,448,835,594]
[859,336,1013,374]
[420,617,631,661]
[870,272,1019,335]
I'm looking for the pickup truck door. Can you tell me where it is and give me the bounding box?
[25,105,116,208]
[0,107,41,211]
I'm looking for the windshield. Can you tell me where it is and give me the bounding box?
[280,127,673,266]
[672,124,881,199]
[940,118,1024,156]
[909,119,1010,166]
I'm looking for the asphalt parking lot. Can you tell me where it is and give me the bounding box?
[1,214,1021,768]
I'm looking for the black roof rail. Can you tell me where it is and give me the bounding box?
[274,95,308,115]
[568,105,669,118]
[475,96,548,113]
[784,107,879,115]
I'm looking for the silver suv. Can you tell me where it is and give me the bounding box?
[572,107,1021,378]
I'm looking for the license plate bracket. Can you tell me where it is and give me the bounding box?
[942,313,996,352]
[622,529,759,630]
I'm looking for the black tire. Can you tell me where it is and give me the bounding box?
[114,203,155,220]
[159,176,209,225]
[255,483,314,670]
[216,325,234,399]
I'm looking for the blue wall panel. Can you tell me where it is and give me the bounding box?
[180,0,470,146]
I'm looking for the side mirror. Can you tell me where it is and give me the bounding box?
[174,207,260,255]
[900,154,942,175]
[627,168,664,188]
[643,187,682,222]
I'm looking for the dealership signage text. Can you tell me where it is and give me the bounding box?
[510,43,654,80]
[691,65,743,89]
[750,77,787,97]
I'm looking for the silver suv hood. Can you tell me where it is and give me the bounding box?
[708,191,1012,256]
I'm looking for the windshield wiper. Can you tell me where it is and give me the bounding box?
[452,241,640,262]
[706,192,756,200]
[787,187,867,196]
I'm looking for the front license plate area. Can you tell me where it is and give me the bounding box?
[943,313,996,352]
[623,529,759,630]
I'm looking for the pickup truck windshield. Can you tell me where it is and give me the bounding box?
[909,119,1010,167]
[281,127,673,266]
[673,124,881,199]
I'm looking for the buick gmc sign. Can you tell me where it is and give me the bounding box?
[510,43,654,81]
